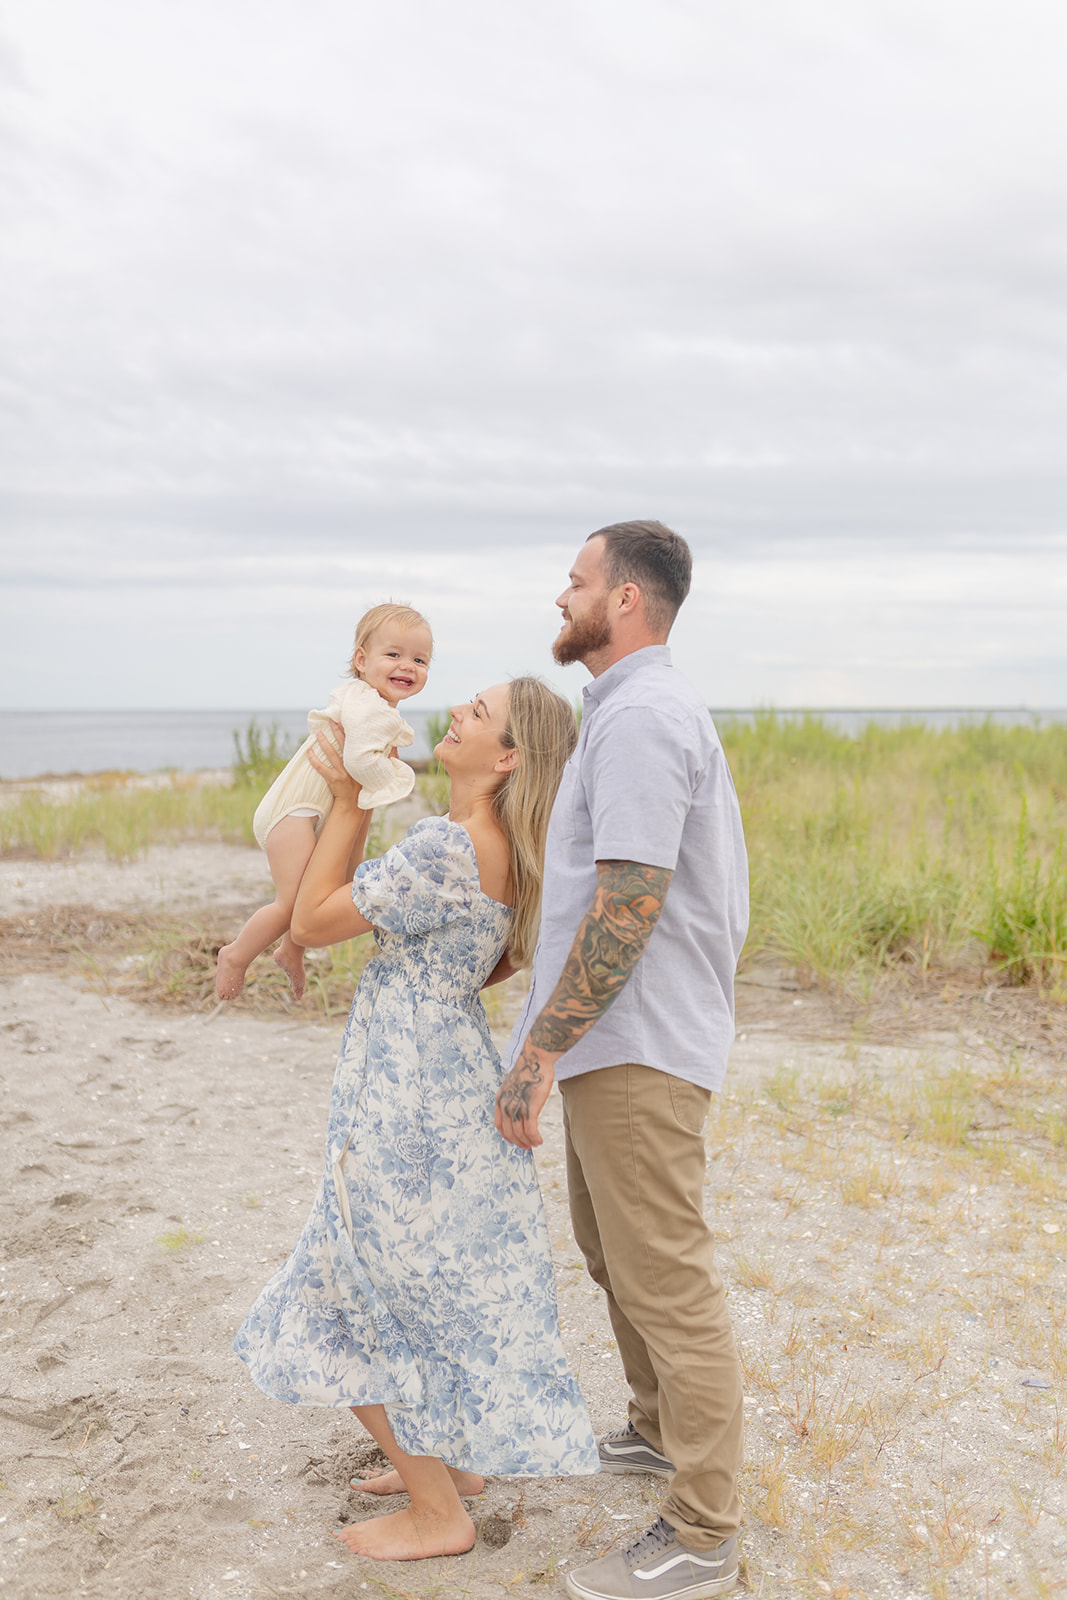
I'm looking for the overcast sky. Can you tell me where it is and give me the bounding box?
[2,0,1066,712]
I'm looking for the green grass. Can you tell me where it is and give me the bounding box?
[230,717,301,787]
[3,713,1066,995]
[156,1224,207,1251]
[421,710,452,813]
[0,771,263,857]
[722,713,1067,993]
[0,717,302,860]
[0,716,450,860]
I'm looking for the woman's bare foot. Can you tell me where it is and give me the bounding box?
[333,1504,476,1561]
[273,935,306,1000]
[352,1466,484,1498]
[215,943,247,1001]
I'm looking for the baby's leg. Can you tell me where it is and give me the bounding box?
[266,813,322,998]
[215,815,318,1000]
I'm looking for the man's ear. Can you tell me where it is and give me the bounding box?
[616,582,641,616]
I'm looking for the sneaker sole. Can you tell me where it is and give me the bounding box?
[598,1456,674,1478]
[565,1565,738,1600]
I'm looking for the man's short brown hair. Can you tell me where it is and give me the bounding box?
[589,520,692,635]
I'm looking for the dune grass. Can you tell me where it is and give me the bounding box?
[0,718,304,859]
[3,714,1065,995]
[0,771,260,858]
[721,714,1067,995]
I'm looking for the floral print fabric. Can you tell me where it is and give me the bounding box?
[234,816,597,1476]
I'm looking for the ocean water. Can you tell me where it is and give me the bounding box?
[0,709,443,782]
[0,706,1062,783]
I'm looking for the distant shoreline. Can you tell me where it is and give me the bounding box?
[0,759,439,795]
[2,707,1064,785]
[4,704,1063,714]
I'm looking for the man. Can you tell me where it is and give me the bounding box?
[495,521,748,1600]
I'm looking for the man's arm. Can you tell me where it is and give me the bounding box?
[494,859,672,1148]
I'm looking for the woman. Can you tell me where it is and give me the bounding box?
[233,677,597,1562]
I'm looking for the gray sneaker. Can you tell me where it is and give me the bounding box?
[565,1517,738,1600]
[598,1421,675,1478]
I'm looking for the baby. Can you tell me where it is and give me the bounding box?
[216,602,433,1002]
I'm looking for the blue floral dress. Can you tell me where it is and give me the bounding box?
[234,816,597,1477]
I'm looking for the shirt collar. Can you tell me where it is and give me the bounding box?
[581,644,672,709]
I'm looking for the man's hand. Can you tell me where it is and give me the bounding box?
[495,860,673,1146]
[495,1039,556,1149]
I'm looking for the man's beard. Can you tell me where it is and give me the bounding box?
[552,597,612,665]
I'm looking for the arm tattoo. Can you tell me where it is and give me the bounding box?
[496,1036,545,1124]
[527,860,672,1056]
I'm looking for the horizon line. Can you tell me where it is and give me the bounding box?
[3,704,1067,715]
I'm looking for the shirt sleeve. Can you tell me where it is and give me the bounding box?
[351,818,478,935]
[582,703,701,871]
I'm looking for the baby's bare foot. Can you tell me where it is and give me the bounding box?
[273,935,306,1000]
[352,1467,484,1498]
[215,944,247,1001]
[333,1504,476,1561]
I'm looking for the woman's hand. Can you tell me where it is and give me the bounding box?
[306,720,362,809]
[291,722,375,948]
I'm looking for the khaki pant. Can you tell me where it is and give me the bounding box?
[559,1063,743,1549]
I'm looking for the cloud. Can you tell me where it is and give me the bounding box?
[2,0,1066,706]
[5,535,1064,712]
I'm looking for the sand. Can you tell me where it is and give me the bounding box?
[1,843,1064,1598]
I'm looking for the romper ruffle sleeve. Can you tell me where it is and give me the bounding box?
[251,680,417,846]
[311,680,416,811]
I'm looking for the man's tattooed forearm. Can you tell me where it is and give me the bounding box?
[527,861,672,1055]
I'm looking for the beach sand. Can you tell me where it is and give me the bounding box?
[1,843,1064,1597]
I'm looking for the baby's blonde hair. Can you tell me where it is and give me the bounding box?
[347,603,433,679]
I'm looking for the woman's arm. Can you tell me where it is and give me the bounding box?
[346,833,369,883]
[291,728,376,947]
[482,950,518,988]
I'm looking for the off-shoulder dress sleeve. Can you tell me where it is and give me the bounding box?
[351,817,481,936]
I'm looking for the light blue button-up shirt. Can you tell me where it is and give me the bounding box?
[504,646,749,1092]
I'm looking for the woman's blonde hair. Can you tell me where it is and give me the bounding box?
[347,603,433,678]
[493,677,579,968]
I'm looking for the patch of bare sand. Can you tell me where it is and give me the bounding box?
[0,844,274,919]
[0,843,1065,1599]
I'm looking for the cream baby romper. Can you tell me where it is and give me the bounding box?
[252,680,416,848]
